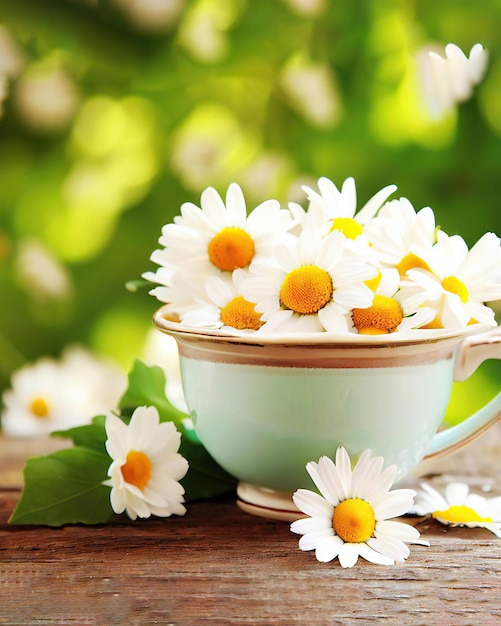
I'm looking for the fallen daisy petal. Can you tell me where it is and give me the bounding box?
[413,482,501,537]
[290,448,427,567]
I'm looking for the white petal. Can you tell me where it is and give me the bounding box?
[290,515,333,535]
[298,528,335,551]
[373,489,416,520]
[367,536,410,562]
[375,520,422,543]
[357,184,397,224]
[357,542,395,566]
[306,459,340,505]
[335,447,353,497]
[292,488,334,518]
[338,543,360,568]
[314,535,344,562]
[444,482,469,506]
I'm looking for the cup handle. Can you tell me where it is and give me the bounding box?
[423,326,501,464]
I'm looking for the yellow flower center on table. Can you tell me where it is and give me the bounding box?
[396,253,430,277]
[220,296,264,330]
[330,217,363,240]
[30,397,50,418]
[352,295,403,334]
[442,275,469,303]
[280,265,333,315]
[433,505,492,525]
[333,498,376,543]
[121,450,152,490]
[208,227,255,271]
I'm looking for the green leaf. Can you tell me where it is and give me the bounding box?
[9,447,114,527]
[119,360,188,427]
[51,415,107,453]
[120,360,237,501]
[180,438,237,502]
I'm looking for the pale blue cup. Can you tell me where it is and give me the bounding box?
[154,309,501,519]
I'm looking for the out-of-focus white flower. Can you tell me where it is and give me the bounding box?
[61,346,127,416]
[0,26,25,78]
[291,448,426,567]
[241,152,294,203]
[0,25,25,119]
[417,43,488,119]
[281,0,327,17]
[178,0,237,63]
[103,406,188,520]
[112,0,185,31]
[280,56,341,128]
[170,104,258,191]
[1,346,127,438]
[15,239,72,301]
[15,65,80,133]
[413,482,501,536]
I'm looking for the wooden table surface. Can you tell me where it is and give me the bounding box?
[2,436,501,625]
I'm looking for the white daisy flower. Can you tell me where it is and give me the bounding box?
[103,406,189,520]
[418,43,488,119]
[363,197,437,275]
[398,231,501,328]
[1,348,126,438]
[146,182,293,290]
[240,227,376,334]
[413,482,501,537]
[294,176,397,243]
[352,268,435,335]
[1,357,77,437]
[291,448,425,568]
[181,268,264,332]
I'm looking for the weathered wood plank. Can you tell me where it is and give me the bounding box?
[2,436,501,623]
[2,488,501,625]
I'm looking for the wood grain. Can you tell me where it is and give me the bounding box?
[2,437,501,624]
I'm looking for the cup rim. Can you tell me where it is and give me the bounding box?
[152,305,493,347]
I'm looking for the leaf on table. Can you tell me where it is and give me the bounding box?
[9,447,114,526]
[119,360,188,427]
[180,437,237,501]
[51,415,107,453]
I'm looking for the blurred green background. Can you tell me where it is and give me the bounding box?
[0,0,500,424]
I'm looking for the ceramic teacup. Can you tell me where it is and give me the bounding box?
[153,308,501,519]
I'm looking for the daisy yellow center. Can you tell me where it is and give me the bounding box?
[352,295,403,334]
[280,265,333,315]
[121,450,151,490]
[220,296,264,330]
[396,253,430,277]
[333,498,376,543]
[442,275,469,303]
[432,505,492,524]
[364,271,382,292]
[208,227,255,271]
[422,313,443,329]
[330,217,363,240]
[30,397,50,418]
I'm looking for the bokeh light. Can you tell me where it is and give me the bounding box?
[1,0,500,428]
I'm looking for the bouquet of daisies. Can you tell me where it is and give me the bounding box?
[144,178,501,336]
